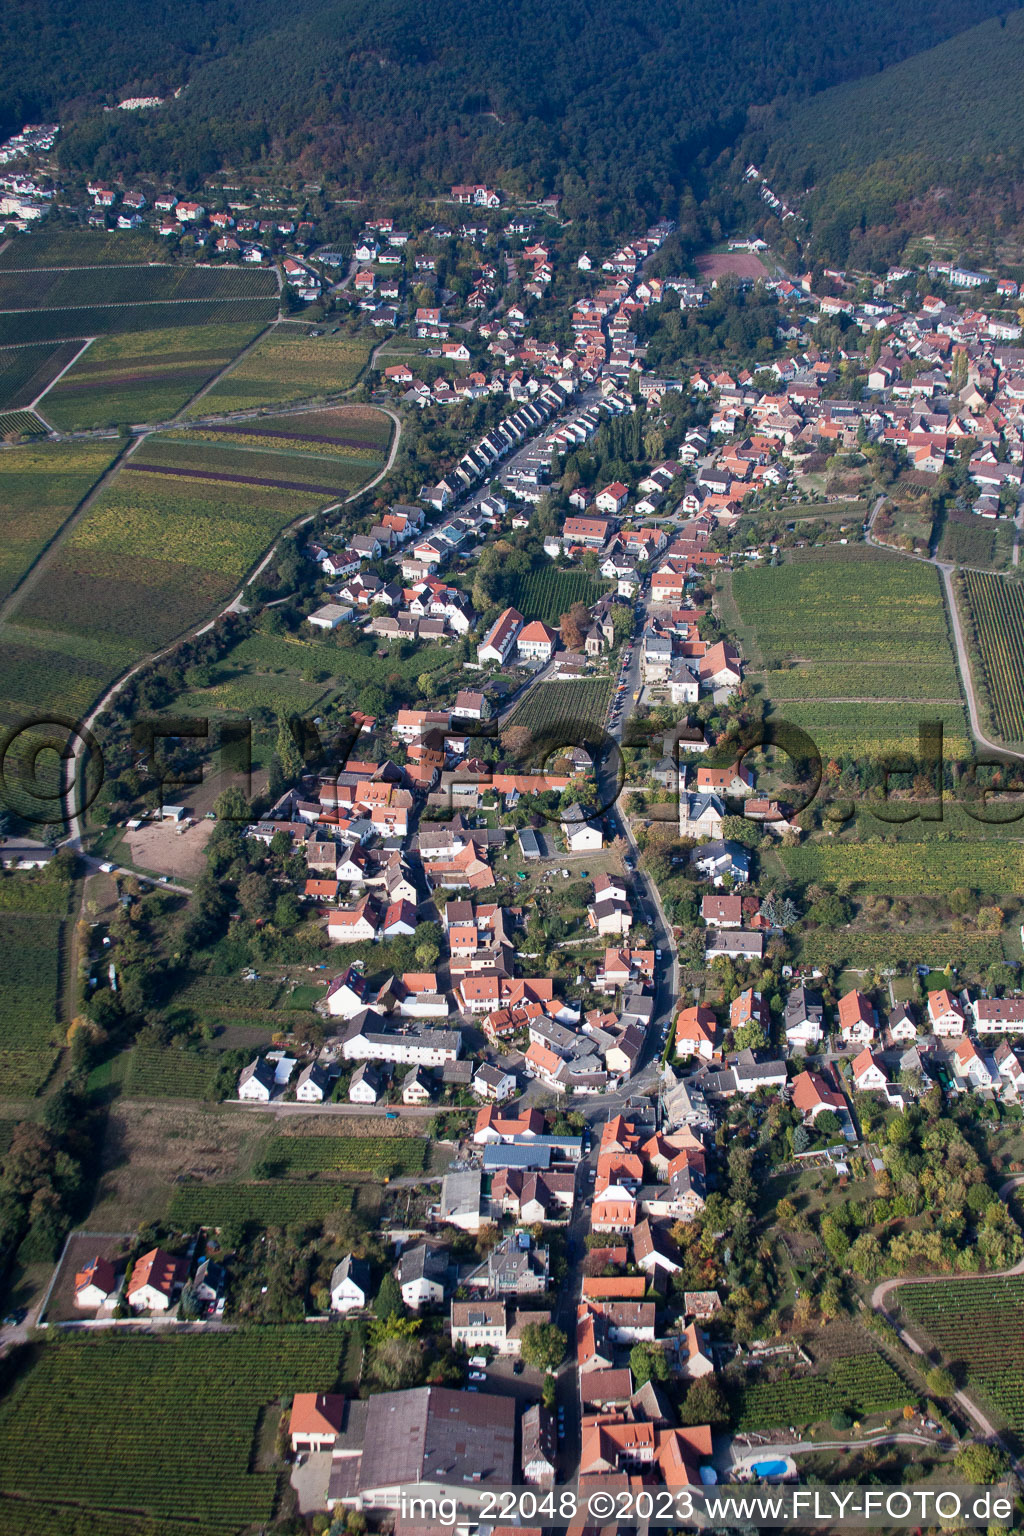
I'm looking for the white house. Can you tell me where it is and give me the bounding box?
[473,1063,517,1101]
[330,1255,371,1312]
[397,1241,449,1309]
[561,805,603,852]
[348,1061,384,1103]
[126,1248,183,1312]
[927,989,966,1038]
[237,1058,275,1101]
[852,1049,887,1092]
[295,1062,330,1102]
[289,1393,346,1453]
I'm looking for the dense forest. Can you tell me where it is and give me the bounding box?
[5,0,1015,224]
[743,7,1024,267]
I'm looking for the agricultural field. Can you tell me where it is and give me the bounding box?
[0,439,117,603]
[901,1276,1024,1439]
[0,297,278,347]
[506,566,612,626]
[505,677,615,738]
[0,869,71,1098]
[779,839,1024,896]
[0,340,86,411]
[0,1328,354,1534]
[0,263,276,311]
[0,410,47,437]
[40,322,271,431]
[263,1134,428,1177]
[796,927,1005,974]
[122,1046,224,1100]
[1,406,390,721]
[0,229,164,268]
[961,570,1024,745]
[167,1180,355,1228]
[730,547,969,758]
[734,1353,910,1431]
[185,324,373,413]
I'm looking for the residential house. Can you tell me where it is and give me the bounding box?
[838,990,876,1046]
[928,989,966,1038]
[791,1068,846,1123]
[852,1048,887,1092]
[126,1248,184,1312]
[675,1005,717,1063]
[397,1242,449,1309]
[784,986,825,1050]
[289,1393,347,1453]
[237,1057,275,1102]
[74,1256,117,1309]
[330,1256,371,1313]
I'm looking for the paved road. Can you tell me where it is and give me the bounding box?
[869,1174,1024,1448]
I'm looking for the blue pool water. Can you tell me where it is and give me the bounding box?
[751,1460,789,1478]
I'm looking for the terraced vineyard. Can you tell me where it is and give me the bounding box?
[735,1353,911,1431]
[901,1276,1024,1437]
[0,1329,353,1534]
[264,1134,428,1176]
[167,1180,355,1228]
[961,570,1024,744]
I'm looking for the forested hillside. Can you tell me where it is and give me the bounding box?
[745,8,1024,268]
[5,0,1014,221]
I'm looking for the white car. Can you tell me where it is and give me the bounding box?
[469,1370,487,1382]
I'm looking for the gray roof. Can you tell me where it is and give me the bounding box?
[398,1241,449,1286]
[438,1168,482,1222]
[357,1386,516,1493]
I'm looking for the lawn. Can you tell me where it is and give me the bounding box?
[901,1276,1024,1441]
[507,566,612,626]
[0,1329,355,1533]
[729,547,969,758]
[0,440,118,604]
[185,325,373,413]
[41,322,271,430]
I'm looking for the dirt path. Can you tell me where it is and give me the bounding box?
[865,493,1024,762]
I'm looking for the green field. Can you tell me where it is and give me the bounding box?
[0,297,278,347]
[735,1353,911,1431]
[0,340,86,411]
[168,1180,355,1228]
[0,406,391,724]
[0,440,118,605]
[961,570,1024,746]
[779,839,1024,896]
[0,264,276,311]
[0,1329,355,1534]
[185,325,373,413]
[507,566,612,626]
[41,322,271,430]
[264,1134,428,1176]
[0,230,165,269]
[730,548,969,758]
[901,1276,1024,1439]
[123,1046,224,1099]
[797,926,1005,974]
[505,677,614,738]
[0,870,71,1097]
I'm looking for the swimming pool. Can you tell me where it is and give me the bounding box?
[751,1459,789,1478]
